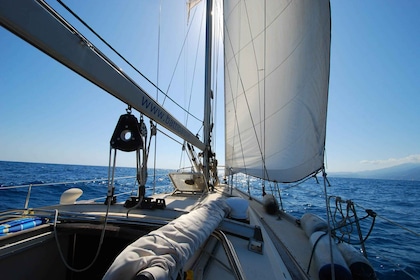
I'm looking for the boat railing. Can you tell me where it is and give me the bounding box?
[0,176,137,210]
[0,207,169,229]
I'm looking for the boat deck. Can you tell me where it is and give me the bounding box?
[0,186,319,280]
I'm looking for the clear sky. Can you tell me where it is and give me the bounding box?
[1,1,419,173]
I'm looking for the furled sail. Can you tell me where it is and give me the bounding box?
[103,197,230,280]
[224,0,331,182]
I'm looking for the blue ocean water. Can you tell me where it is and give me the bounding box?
[0,161,419,279]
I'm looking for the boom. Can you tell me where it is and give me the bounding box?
[0,0,205,151]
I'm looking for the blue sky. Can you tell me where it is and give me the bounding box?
[326,1,420,171]
[1,1,419,173]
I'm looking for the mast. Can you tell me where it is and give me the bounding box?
[203,0,213,184]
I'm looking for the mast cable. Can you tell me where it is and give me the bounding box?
[355,203,420,237]
[183,3,205,128]
[223,32,248,178]
[157,128,184,146]
[322,170,336,280]
[153,0,162,195]
[57,0,201,123]
[162,1,199,111]
[171,2,204,170]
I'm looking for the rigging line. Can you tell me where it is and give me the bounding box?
[281,171,322,191]
[223,15,248,176]
[184,4,205,128]
[355,202,420,237]
[156,127,184,147]
[0,177,136,190]
[224,60,247,176]
[179,0,204,170]
[224,2,270,181]
[57,0,201,123]
[153,0,162,195]
[224,0,292,63]
[211,0,223,155]
[322,170,336,280]
[306,231,327,274]
[179,141,187,169]
[220,4,237,168]
[379,215,420,237]
[243,0,266,179]
[162,2,199,107]
[263,0,266,179]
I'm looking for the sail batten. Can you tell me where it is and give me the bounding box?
[224,0,331,183]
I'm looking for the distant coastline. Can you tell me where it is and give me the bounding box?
[329,163,420,181]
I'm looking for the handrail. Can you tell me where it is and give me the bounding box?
[0,208,169,228]
[0,176,136,190]
[0,176,137,209]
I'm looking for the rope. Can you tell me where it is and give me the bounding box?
[156,128,184,146]
[355,203,420,237]
[321,170,336,280]
[281,172,321,191]
[57,0,201,123]
[274,182,284,211]
[161,1,201,125]
[53,197,111,272]
[331,212,376,246]
[306,232,328,274]
[184,5,205,127]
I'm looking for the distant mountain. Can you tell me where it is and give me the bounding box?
[329,163,420,181]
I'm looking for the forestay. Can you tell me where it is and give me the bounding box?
[224,0,331,182]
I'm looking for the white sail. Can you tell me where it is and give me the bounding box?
[103,197,230,280]
[224,0,331,182]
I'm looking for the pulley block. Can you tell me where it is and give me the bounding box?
[110,113,143,152]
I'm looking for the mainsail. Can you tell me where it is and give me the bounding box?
[224,0,331,182]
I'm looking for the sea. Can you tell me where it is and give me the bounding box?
[0,160,419,280]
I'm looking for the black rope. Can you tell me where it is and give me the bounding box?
[306,232,328,274]
[331,213,376,245]
[328,196,377,246]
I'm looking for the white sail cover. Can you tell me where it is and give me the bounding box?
[103,197,230,280]
[224,0,331,182]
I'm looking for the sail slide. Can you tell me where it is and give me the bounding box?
[0,0,205,151]
[224,0,331,182]
[103,197,230,280]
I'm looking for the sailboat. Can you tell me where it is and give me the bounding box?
[0,1,377,279]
